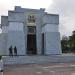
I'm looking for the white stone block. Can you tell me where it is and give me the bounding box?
[43,14,59,24]
[42,24,58,33]
[9,22,24,31]
[45,32,61,55]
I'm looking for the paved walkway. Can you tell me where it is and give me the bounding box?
[4,63,75,75]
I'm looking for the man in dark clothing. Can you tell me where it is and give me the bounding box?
[9,46,13,57]
[14,46,17,56]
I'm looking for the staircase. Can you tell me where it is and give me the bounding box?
[3,55,75,65]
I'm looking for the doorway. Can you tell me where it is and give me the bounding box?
[42,33,44,55]
[27,34,36,55]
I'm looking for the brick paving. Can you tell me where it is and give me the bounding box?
[4,63,75,75]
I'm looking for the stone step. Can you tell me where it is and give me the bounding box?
[2,55,75,65]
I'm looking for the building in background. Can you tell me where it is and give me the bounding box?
[0,6,61,56]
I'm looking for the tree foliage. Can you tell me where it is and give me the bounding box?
[61,31,75,53]
[61,36,69,53]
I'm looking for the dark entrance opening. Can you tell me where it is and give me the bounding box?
[42,33,44,55]
[27,34,36,55]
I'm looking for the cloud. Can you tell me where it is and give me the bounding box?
[47,0,75,37]
[0,0,53,23]
[1,0,74,37]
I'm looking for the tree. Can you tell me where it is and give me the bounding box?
[69,31,75,52]
[61,30,75,53]
[61,36,69,53]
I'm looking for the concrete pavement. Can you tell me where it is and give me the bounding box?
[4,63,75,75]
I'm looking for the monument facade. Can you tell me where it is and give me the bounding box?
[0,6,61,56]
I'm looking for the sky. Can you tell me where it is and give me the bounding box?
[0,0,75,37]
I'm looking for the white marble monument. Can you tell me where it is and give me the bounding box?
[0,6,61,56]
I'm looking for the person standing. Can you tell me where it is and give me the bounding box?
[14,46,17,56]
[9,46,13,57]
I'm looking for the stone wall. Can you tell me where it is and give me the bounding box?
[7,22,26,55]
[3,55,75,65]
[45,32,61,55]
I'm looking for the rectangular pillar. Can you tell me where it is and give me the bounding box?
[45,32,61,55]
[7,22,26,55]
[36,21,42,55]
